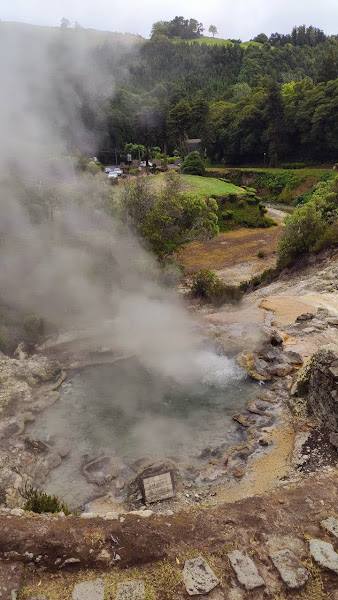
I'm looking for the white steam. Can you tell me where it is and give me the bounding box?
[0,23,243,389]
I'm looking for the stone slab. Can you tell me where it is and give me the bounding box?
[183,556,219,596]
[309,539,338,575]
[270,549,309,589]
[72,578,104,600]
[321,517,338,540]
[115,580,145,600]
[141,471,174,503]
[0,560,24,600]
[228,550,265,591]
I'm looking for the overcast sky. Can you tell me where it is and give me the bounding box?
[1,0,337,40]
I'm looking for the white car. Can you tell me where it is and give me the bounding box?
[104,166,112,173]
[140,161,153,167]
[108,171,118,179]
[112,167,123,176]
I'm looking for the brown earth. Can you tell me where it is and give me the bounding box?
[178,209,284,285]
[12,470,338,599]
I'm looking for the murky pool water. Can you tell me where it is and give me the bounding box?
[26,358,257,507]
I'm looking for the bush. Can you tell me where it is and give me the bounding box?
[23,314,45,341]
[257,250,265,258]
[20,484,71,515]
[181,151,205,176]
[191,269,243,305]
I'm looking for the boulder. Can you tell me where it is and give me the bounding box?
[296,313,314,322]
[321,517,338,540]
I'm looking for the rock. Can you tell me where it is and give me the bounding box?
[267,363,294,377]
[0,560,24,600]
[284,351,303,365]
[232,414,255,427]
[296,313,314,322]
[14,342,29,360]
[183,556,219,596]
[115,580,145,600]
[128,510,153,518]
[270,549,309,589]
[321,517,338,540]
[309,539,338,575]
[232,467,245,479]
[72,578,104,600]
[80,512,99,519]
[228,550,265,591]
[82,456,118,486]
[302,327,316,334]
[96,549,111,562]
[327,318,338,327]
[29,596,48,600]
[329,432,338,448]
[270,332,284,347]
[10,508,24,517]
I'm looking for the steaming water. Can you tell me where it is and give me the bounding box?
[26,357,256,507]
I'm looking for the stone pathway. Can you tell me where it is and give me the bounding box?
[72,578,105,600]
[309,539,338,575]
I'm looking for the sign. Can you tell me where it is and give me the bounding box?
[141,471,174,504]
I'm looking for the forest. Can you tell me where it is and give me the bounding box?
[88,23,338,166]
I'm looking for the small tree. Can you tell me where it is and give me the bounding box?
[60,17,71,29]
[181,151,205,176]
[208,25,218,38]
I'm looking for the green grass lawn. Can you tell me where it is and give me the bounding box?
[180,174,245,196]
[149,174,245,197]
[171,36,262,49]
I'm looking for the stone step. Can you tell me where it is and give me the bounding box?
[309,539,338,575]
[321,517,338,540]
[0,560,24,600]
[269,548,309,589]
[228,550,265,591]
[183,556,219,596]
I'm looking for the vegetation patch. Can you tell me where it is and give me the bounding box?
[191,269,243,305]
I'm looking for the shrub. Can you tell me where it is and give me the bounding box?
[257,250,265,258]
[0,327,10,353]
[23,315,45,341]
[20,484,71,515]
[181,151,205,176]
[191,269,243,305]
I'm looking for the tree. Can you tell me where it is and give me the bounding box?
[181,151,205,176]
[122,172,218,260]
[60,17,71,29]
[263,78,285,167]
[168,100,192,158]
[208,25,218,38]
[151,21,170,38]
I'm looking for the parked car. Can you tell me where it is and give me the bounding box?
[104,166,112,173]
[112,167,123,176]
[140,161,153,167]
[108,171,118,179]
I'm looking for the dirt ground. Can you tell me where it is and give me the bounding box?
[178,208,284,284]
[13,470,338,599]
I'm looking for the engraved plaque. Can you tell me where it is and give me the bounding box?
[141,471,174,504]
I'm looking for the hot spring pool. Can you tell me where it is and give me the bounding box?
[26,357,257,506]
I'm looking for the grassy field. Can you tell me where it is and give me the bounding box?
[179,175,245,196]
[206,167,332,176]
[171,36,262,49]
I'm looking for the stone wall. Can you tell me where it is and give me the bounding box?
[292,344,338,448]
